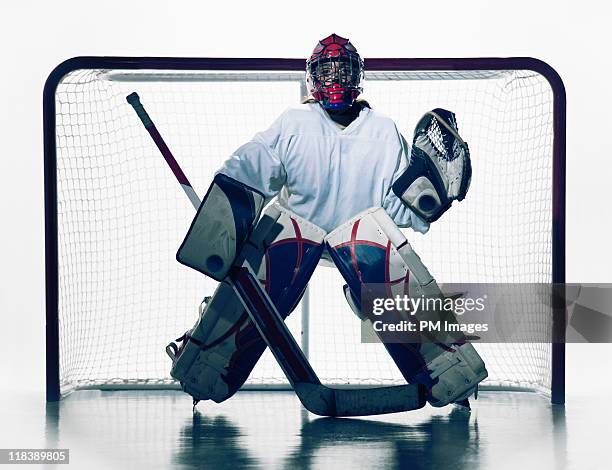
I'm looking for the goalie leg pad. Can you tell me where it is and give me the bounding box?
[168,282,250,402]
[325,207,487,407]
[169,202,326,402]
[176,173,266,281]
[325,207,436,299]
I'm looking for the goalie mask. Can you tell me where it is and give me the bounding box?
[306,33,364,110]
[392,109,472,223]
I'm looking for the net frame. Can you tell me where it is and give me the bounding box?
[43,57,566,404]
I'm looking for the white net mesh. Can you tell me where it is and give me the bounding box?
[51,67,556,397]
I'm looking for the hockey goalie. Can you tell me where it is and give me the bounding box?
[163,34,487,416]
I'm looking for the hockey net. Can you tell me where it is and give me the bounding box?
[45,58,565,402]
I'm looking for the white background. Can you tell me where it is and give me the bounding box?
[0,0,610,396]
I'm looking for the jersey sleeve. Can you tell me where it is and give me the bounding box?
[217,111,288,200]
[382,129,431,234]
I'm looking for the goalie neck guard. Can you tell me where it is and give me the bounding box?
[306,33,364,110]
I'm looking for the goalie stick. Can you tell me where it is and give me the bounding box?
[127,92,426,416]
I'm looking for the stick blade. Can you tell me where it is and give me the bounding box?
[294,382,426,417]
[333,384,426,417]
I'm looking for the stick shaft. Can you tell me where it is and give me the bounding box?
[231,265,321,386]
[126,92,201,209]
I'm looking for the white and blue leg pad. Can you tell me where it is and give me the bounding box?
[169,202,326,404]
[326,207,487,407]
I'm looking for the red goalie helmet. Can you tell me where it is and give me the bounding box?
[306,33,364,110]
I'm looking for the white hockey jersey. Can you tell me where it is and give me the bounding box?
[218,103,429,234]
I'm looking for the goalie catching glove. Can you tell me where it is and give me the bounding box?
[392,108,471,223]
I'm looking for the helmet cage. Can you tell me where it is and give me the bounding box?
[306,35,364,110]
